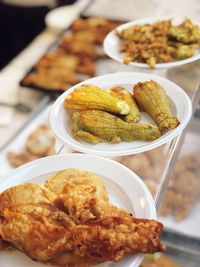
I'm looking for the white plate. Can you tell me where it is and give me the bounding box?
[103,17,200,69]
[50,72,192,156]
[0,153,156,267]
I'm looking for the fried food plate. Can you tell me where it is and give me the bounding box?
[0,154,156,267]
[103,17,200,69]
[50,72,192,156]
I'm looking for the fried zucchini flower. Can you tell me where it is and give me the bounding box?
[65,85,130,115]
[108,86,141,123]
[71,110,161,144]
[174,45,195,60]
[169,18,200,44]
[134,80,180,133]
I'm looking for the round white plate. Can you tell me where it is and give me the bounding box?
[0,154,156,267]
[50,72,192,156]
[103,17,200,69]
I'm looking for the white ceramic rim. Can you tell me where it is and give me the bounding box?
[0,154,155,217]
[103,17,200,69]
[0,153,156,266]
[49,72,192,156]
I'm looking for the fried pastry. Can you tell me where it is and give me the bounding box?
[35,51,79,71]
[45,168,128,223]
[73,216,164,261]
[71,17,122,44]
[0,171,164,266]
[22,71,79,91]
[0,203,74,261]
[71,110,161,144]
[108,86,141,122]
[0,183,56,212]
[0,203,164,263]
[7,124,56,168]
[26,124,55,156]
[35,50,96,76]
[0,183,99,266]
[65,85,130,115]
[134,80,180,132]
[60,34,102,60]
[7,150,38,168]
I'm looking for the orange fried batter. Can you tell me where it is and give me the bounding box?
[0,170,164,266]
[0,203,163,264]
[60,34,103,60]
[7,124,55,168]
[72,216,164,261]
[45,169,130,223]
[118,19,200,68]
[71,17,122,44]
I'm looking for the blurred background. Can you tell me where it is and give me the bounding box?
[0,0,199,69]
[0,0,76,68]
[0,0,200,266]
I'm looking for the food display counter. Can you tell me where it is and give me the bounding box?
[0,0,200,266]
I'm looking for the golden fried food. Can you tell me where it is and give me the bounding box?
[65,85,130,115]
[36,50,96,76]
[71,17,122,44]
[0,203,74,261]
[0,169,164,266]
[66,31,97,44]
[23,51,83,91]
[159,190,193,221]
[159,152,200,221]
[60,34,102,60]
[35,51,79,71]
[7,124,56,168]
[117,18,200,68]
[73,216,164,261]
[22,70,80,91]
[7,150,38,168]
[134,80,180,132]
[0,183,56,212]
[169,18,200,44]
[37,67,81,83]
[22,17,121,92]
[0,183,99,266]
[117,154,153,180]
[0,203,163,263]
[115,146,166,197]
[174,45,195,60]
[45,169,108,201]
[45,168,128,223]
[26,124,55,156]
[117,148,200,222]
[72,110,161,144]
[108,86,141,122]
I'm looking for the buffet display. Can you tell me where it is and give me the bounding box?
[0,6,199,267]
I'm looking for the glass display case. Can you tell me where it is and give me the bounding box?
[0,0,200,266]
